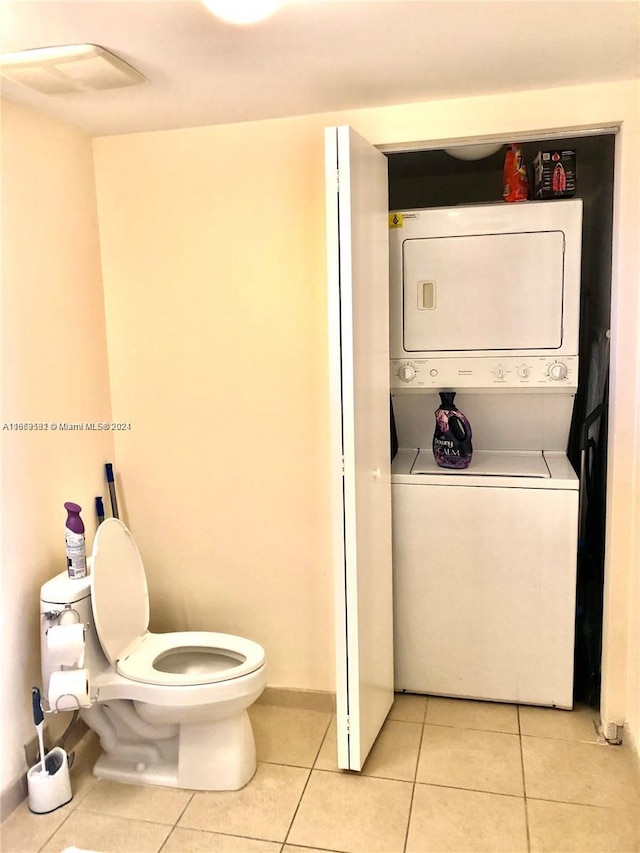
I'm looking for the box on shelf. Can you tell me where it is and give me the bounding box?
[533,150,576,199]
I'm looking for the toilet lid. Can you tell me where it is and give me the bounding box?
[90,518,150,666]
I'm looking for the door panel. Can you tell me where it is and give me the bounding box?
[325,125,394,770]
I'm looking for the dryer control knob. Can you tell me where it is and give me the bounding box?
[548,362,568,381]
[399,364,416,382]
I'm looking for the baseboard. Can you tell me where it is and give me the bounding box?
[0,718,89,822]
[257,687,336,713]
[623,721,640,787]
[0,775,27,823]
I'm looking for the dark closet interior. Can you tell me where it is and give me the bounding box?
[386,133,616,707]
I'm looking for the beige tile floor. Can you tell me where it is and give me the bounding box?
[2,695,639,853]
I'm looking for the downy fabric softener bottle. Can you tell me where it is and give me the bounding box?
[433,392,473,469]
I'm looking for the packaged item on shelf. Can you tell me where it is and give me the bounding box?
[534,150,576,198]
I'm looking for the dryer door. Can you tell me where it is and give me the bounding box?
[403,230,565,352]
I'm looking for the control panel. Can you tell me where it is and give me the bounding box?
[390,356,578,390]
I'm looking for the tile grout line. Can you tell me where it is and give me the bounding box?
[279,713,333,848]
[155,789,196,851]
[401,695,429,853]
[280,765,314,849]
[174,822,302,848]
[524,794,639,810]
[35,768,101,853]
[517,705,532,853]
[519,732,611,745]
[402,726,426,853]
[157,832,172,853]
[36,807,77,853]
[314,713,334,765]
[36,799,183,853]
[70,806,189,827]
[403,781,532,800]
[155,820,177,853]
[423,722,522,734]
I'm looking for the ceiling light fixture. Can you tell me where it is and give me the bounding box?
[0,44,146,95]
[443,144,504,161]
[201,0,283,25]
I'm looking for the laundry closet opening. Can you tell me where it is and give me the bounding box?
[384,132,615,710]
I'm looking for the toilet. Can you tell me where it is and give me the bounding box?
[40,518,267,791]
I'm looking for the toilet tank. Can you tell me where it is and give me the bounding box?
[40,570,109,701]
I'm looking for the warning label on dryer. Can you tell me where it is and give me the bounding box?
[389,212,420,228]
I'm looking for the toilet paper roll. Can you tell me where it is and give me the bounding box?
[46,623,85,668]
[48,668,91,711]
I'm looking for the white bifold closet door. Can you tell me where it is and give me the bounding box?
[325,125,394,770]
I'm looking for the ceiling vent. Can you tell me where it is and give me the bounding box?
[0,44,146,95]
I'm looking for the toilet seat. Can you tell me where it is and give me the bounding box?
[91,519,264,688]
[117,630,265,685]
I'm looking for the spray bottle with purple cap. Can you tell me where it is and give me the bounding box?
[64,502,86,579]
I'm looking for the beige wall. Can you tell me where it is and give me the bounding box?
[93,118,334,690]
[0,99,113,807]
[93,79,639,751]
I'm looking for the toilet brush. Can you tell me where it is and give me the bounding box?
[32,687,47,774]
[27,687,73,813]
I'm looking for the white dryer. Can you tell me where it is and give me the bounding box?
[389,200,582,709]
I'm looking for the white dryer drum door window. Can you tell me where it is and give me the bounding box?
[403,230,565,352]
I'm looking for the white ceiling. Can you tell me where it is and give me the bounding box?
[1,0,639,138]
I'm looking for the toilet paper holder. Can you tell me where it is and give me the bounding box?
[39,695,82,714]
[43,674,92,715]
[47,694,84,713]
[44,621,87,678]
[45,621,87,643]
[43,604,84,625]
[42,606,92,714]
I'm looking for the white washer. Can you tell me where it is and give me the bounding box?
[392,449,578,708]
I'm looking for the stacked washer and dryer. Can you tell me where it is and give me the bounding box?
[390,199,582,709]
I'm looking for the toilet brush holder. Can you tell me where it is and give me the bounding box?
[27,747,72,814]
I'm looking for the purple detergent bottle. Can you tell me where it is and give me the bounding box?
[433,392,473,469]
[64,502,86,579]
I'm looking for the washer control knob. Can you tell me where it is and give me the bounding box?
[548,361,568,381]
[399,364,416,383]
[493,364,505,380]
[517,365,530,379]
[430,368,438,377]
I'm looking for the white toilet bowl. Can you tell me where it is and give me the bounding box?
[40,518,267,791]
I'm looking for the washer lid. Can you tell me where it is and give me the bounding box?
[90,518,149,666]
[412,449,551,478]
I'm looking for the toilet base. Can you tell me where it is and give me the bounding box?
[92,709,257,791]
[179,709,257,790]
[93,753,181,788]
